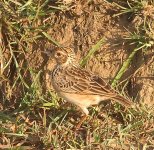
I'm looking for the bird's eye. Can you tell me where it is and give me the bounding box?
[56,52,61,57]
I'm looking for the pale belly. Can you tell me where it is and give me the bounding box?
[58,91,102,108]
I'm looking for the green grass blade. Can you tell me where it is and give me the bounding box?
[42,32,61,46]
[111,44,146,87]
[80,37,106,67]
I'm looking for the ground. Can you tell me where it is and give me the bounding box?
[0,0,154,149]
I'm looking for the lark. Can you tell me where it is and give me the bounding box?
[50,47,133,128]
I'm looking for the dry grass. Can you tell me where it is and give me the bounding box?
[0,0,154,149]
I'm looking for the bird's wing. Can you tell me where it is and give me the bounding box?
[58,66,117,97]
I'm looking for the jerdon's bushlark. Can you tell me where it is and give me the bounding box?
[49,47,133,129]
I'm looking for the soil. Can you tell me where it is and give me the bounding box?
[1,0,154,107]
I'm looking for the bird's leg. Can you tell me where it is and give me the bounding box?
[75,106,89,130]
[75,115,88,130]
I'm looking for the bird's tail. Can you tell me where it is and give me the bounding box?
[111,95,133,108]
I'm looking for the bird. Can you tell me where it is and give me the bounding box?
[50,47,133,129]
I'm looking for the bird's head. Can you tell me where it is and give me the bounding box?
[53,48,76,67]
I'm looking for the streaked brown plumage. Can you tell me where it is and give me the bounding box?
[51,47,133,116]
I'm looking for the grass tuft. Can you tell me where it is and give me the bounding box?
[112,0,154,87]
